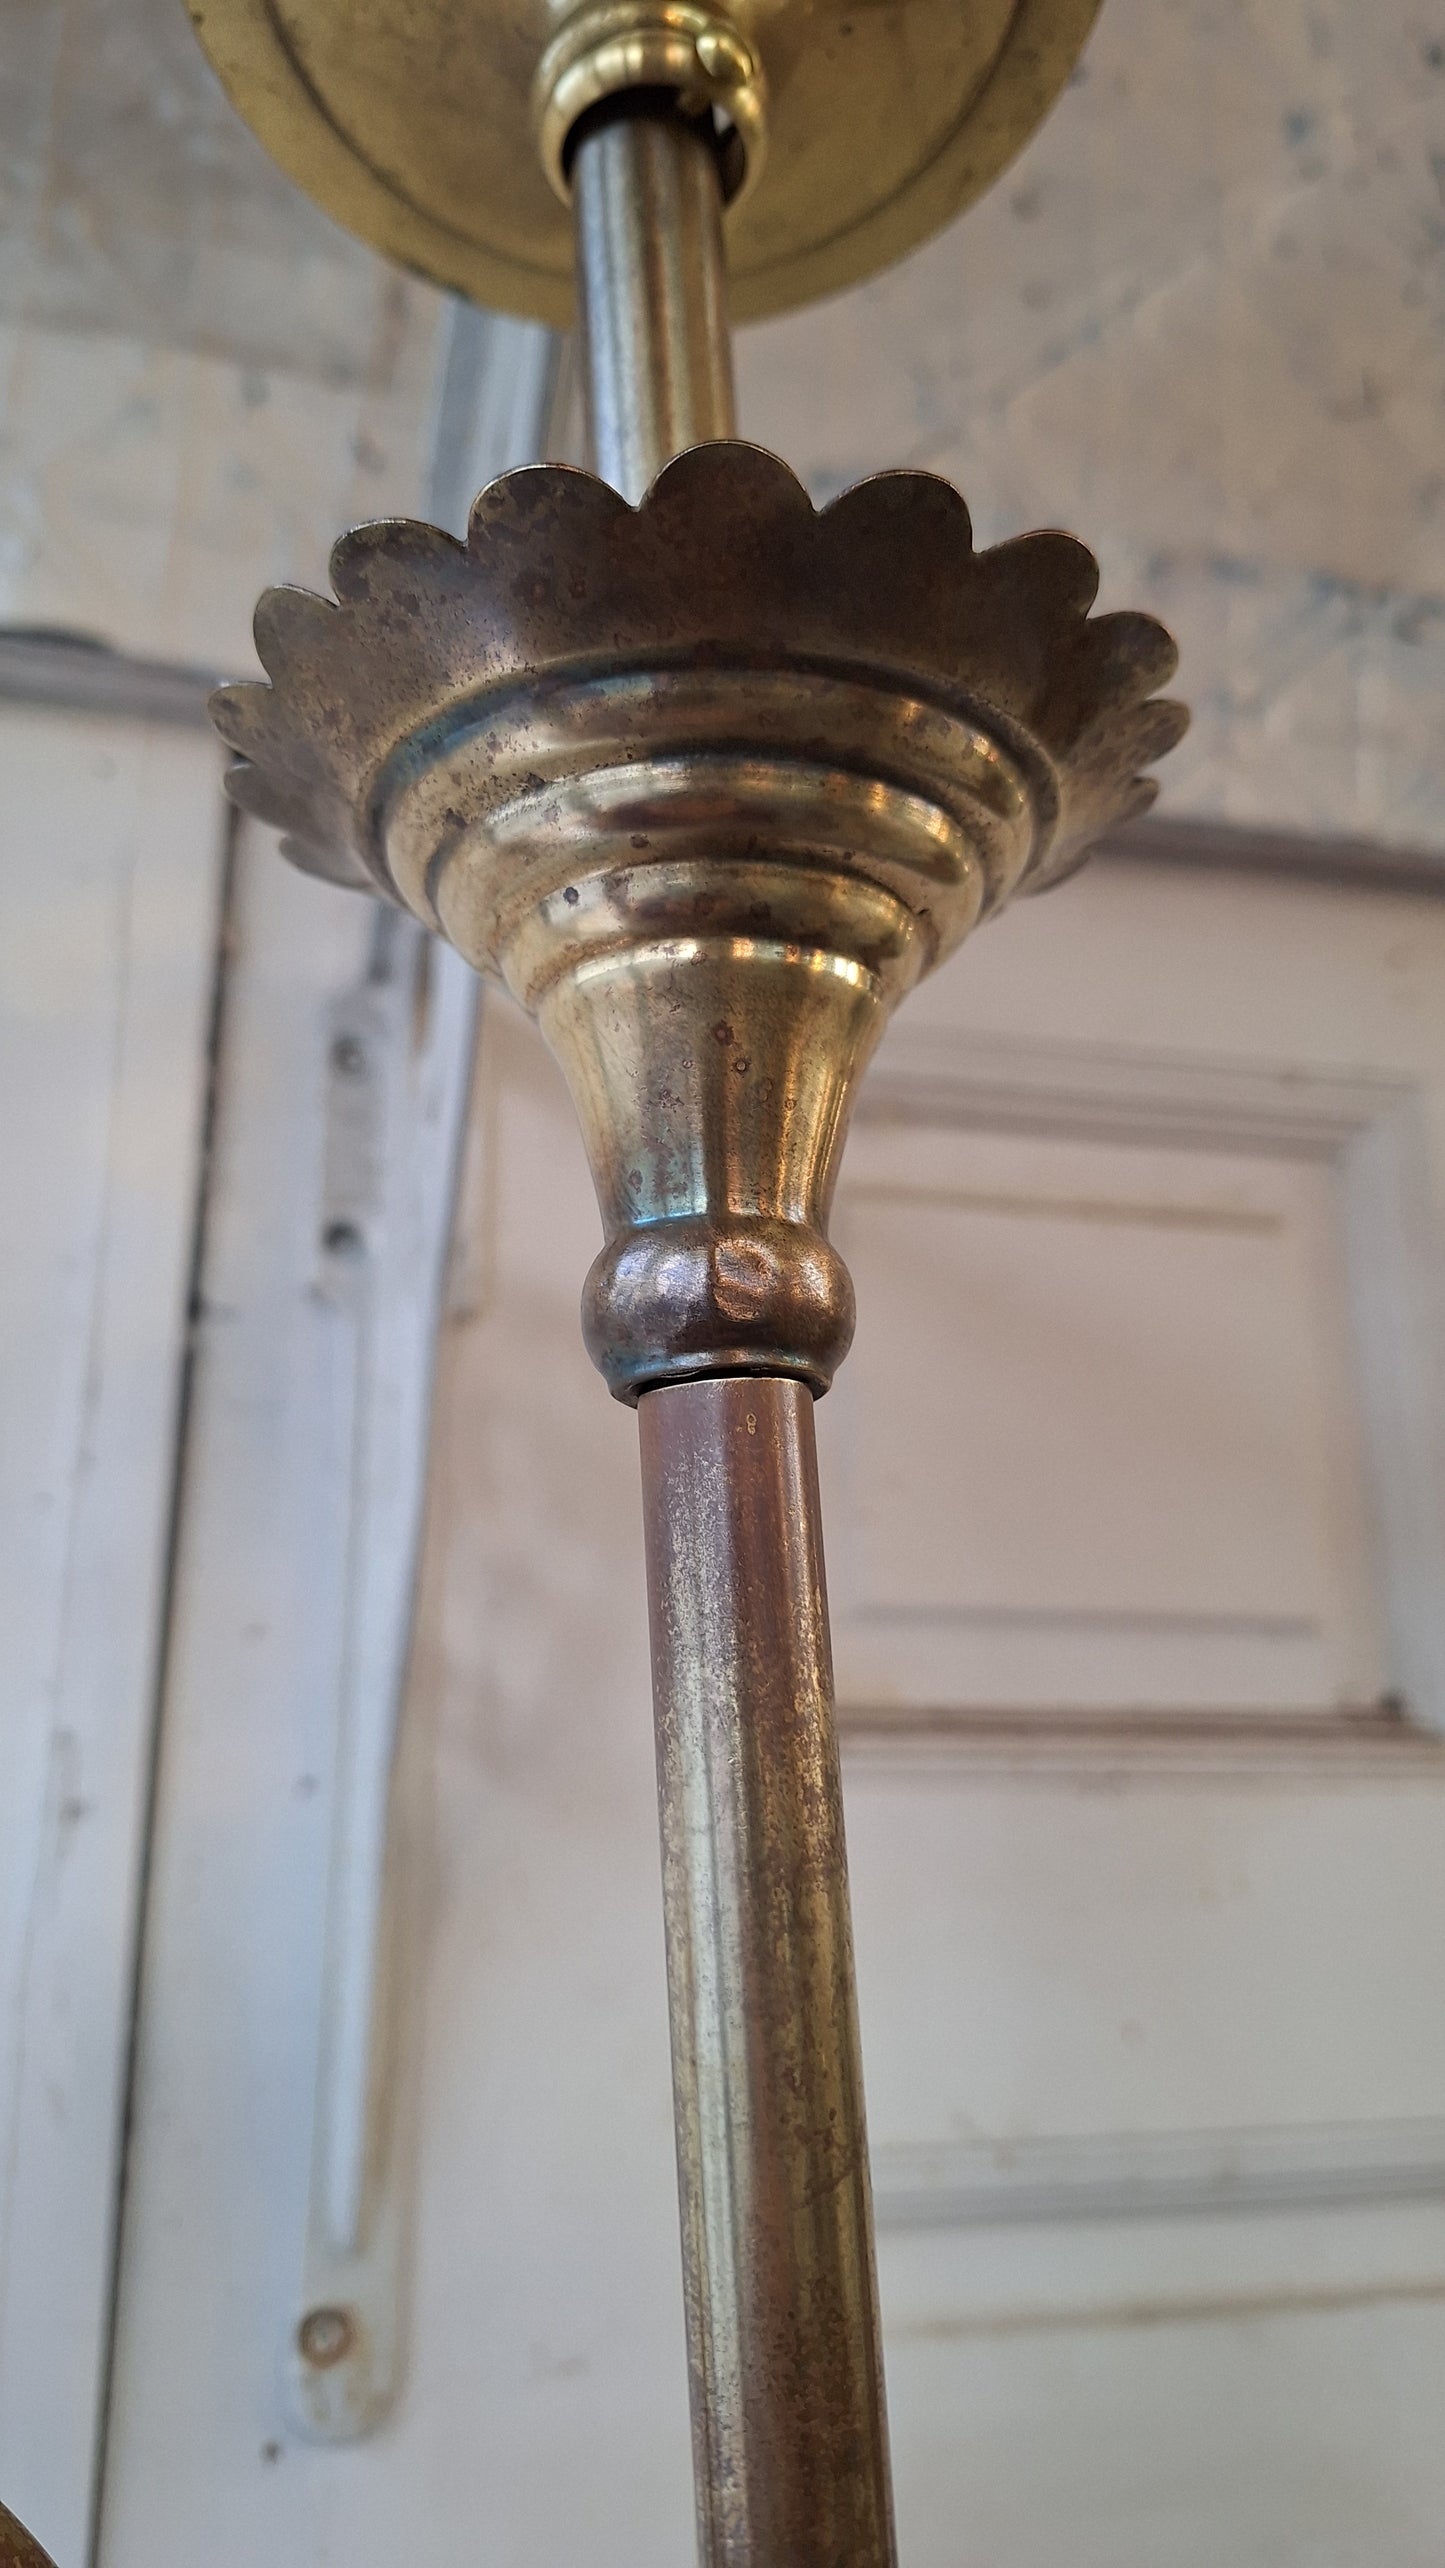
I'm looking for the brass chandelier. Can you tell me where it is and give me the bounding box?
[2,6,1185,2563]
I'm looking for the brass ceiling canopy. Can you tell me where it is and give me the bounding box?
[185,0,1102,323]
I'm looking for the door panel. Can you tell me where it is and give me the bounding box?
[825,1124,1383,1715]
[106,855,1445,2568]
[0,707,224,2559]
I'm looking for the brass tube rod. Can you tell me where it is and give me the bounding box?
[571,95,736,502]
[639,1374,897,2568]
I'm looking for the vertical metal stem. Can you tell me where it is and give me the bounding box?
[640,1375,896,2568]
[573,87,894,2560]
[571,95,736,501]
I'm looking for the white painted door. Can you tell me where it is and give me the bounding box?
[103,849,1445,2568]
[0,704,224,2561]
[0,279,547,2561]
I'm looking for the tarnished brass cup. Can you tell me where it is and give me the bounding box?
[213,442,1184,1399]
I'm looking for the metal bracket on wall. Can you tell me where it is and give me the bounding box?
[284,305,562,2444]
[285,906,477,2439]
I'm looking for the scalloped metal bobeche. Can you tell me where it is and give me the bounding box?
[215,440,1185,921]
[212,442,1187,1401]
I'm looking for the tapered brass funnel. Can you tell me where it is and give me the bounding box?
[216,440,1182,1406]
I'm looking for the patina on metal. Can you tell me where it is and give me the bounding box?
[210,434,1182,2546]
[181,10,1188,2560]
[642,1374,892,2568]
[182,0,1103,325]
[213,443,1184,1402]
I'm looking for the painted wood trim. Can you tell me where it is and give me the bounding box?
[850,1035,1445,1740]
[0,633,221,727]
[840,1704,1445,1781]
[0,725,228,2563]
[872,2119,1445,2231]
[1106,815,1445,896]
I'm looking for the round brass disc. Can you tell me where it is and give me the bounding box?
[186,0,1101,325]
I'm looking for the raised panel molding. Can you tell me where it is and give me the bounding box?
[872,2118,1445,2232]
[855,1027,1411,1157]
[836,1029,1445,1741]
[840,1704,1445,1781]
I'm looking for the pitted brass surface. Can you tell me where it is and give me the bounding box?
[213,440,1184,1397]
[184,0,1102,324]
